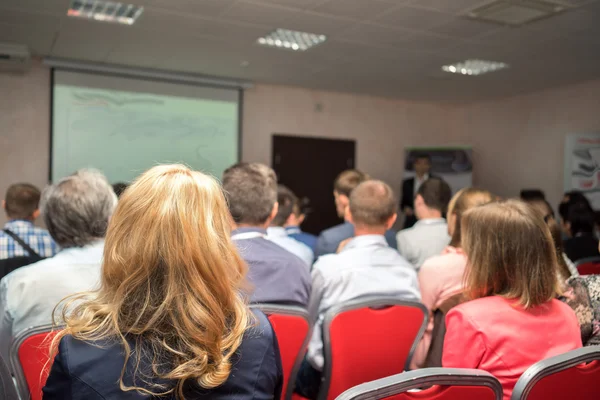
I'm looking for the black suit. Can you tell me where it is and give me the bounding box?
[401,177,418,229]
[43,311,283,399]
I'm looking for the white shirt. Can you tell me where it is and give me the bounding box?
[266,227,314,266]
[307,235,420,370]
[0,241,104,362]
[413,173,430,196]
[396,218,450,270]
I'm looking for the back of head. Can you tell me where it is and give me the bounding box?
[349,180,397,228]
[417,177,452,213]
[520,189,546,201]
[559,191,591,221]
[449,188,494,247]
[222,163,277,226]
[53,164,250,397]
[334,169,369,197]
[112,182,129,198]
[42,170,117,248]
[462,200,559,308]
[272,185,297,227]
[4,183,41,220]
[568,202,595,235]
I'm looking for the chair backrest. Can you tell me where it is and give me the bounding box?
[574,256,600,275]
[511,346,600,400]
[0,353,18,400]
[10,325,60,400]
[321,297,428,400]
[336,368,503,400]
[253,304,311,400]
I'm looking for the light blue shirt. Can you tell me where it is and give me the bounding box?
[267,227,314,266]
[307,234,421,370]
[0,240,104,362]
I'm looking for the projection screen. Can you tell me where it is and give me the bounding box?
[51,69,240,183]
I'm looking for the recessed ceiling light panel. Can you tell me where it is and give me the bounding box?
[441,59,509,76]
[256,29,327,51]
[67,0,143,25]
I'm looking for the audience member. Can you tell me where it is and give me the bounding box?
[111,182,129,198]
[0,170,116,362]
[410,187,494,369]
[284,195,318,252]
[267,185,314,266]
[524,198,579,281]
[222,163,311,306]
[396,177,452,270]
[563,202,600,262]
[43,165,283,399]
[401,153,432,229]
[0,183,58,265]
[295,180,420,399]
[519,189,545,201]
[443,200,581,400]
[559,191,592,237]
[315,169,397,257]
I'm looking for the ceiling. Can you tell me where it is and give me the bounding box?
[1,0,600,102]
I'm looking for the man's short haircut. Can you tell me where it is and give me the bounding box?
[333,169,369,197]
[568,202,595,235]
[272,185,297,227]
[417,177,452,213]
[222,163,277,225]
[41,169,117,248]
[112,182,129,198]
[559,191,592,222]
[4,183,42,219]
[349,180,397,227]
[414,153,431,162]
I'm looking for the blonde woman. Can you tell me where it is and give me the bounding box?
[43,165,283,399]
[410,187,494,369]
[443,200,581,400]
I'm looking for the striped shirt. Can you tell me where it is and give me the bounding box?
[0,220,58,259]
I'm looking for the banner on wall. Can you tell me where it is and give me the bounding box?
[404,146,473,193]
[564,133,600,209]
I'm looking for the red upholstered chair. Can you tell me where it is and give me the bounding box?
[318,296,428,400]
[511,346,600,400]
[10,325,60,400]
[254,304,311,400]
[574,256,600,275]
[335,368,502,400]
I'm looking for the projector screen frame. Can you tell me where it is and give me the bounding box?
[48,66,244,183]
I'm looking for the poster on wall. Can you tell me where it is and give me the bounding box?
[404,146,473,194]
[564,133,600,209]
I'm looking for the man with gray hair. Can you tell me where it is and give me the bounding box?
[0,169,117,361]
[222,162,311,306]
[294,180,420,398]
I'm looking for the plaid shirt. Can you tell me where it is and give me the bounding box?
[0,220,58,260]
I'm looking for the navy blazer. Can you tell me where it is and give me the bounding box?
[314,222,397,258]
[43,311,283,399]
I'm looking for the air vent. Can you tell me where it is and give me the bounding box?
[465,0,574,26]
[0,43,31,72]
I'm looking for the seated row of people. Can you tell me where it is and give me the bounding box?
[0,163,596,400]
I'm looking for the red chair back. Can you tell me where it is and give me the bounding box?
[335,368,502,400]
[575,257,600,275]
[10,325,59,400]
[254,305,311,400]
[322,297,427,400]
[511,347,600,399]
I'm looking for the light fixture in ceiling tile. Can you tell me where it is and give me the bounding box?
[256,29,327,51]
[465,0,573,26]
[441,59,509,76]
[67,0,143,25]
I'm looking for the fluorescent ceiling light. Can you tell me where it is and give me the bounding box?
[441,59,509,76]
[67,0,143,25]
[257,29,327,51]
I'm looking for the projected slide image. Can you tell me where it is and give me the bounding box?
[52,78,239,183]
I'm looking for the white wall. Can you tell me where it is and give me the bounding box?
[2,60,600,225]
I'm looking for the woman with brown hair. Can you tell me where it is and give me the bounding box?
[410,187,494,369]
[43,165,283,399]
[442,200,581,400]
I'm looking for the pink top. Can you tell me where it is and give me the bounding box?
[410,246,467,369]
[443,296,582,400]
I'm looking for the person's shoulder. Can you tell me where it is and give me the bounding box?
[312,253,341,274]
[1,255,57,288]
[320,223,351,239]
[241,310,277,354]
[451,296,504,318]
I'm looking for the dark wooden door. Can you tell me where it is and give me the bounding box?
[272,134,356,235]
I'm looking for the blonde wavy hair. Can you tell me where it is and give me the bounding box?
[50,164,252,398]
